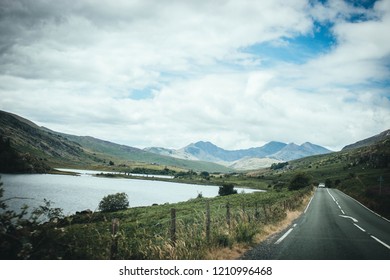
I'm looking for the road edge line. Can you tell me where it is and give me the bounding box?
[274,227,294,245]
[304,194,314,214]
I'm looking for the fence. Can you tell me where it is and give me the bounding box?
[106,190,308,259]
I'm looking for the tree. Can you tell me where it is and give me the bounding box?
[98,192,129,212]
[200,171,210,180]
[218,183,237,196]
[288,172,311,191]
[325,178,333,188]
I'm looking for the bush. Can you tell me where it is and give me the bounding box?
[0,177,65,259]
[218,183,237,196]
[98,192,129,212]
[288,172,311,191]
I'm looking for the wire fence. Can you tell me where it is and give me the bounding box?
[104,191,308,259]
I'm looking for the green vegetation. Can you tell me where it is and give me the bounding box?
[0,178,64,259]
[288,172,311,191]
[270,161,289,170]
[98,193,130,212]
[0,136,51,173]
[218,183,238,196]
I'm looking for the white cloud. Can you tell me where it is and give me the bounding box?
[0,0,389,152]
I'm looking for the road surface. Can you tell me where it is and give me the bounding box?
[242,187,390,259]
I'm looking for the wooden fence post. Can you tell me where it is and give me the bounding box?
[255,203,260,221]
[242,203,248,222]
[110,218,120,259]
[226,202,231,230]
[263,204,268,223]
[170,208,176,246]
[206,201,210,243]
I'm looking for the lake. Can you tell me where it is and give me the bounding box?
[0,170,259,215]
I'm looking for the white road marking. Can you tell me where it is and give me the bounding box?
[304,195,314,214]
[353,223,366,232]
[324,188,390,252]
[339,215,358,223]
[326,188,336,202]
[335,190,390,223]
[370,235,390,250]
[275,228,294,245]
[327,188,345,214]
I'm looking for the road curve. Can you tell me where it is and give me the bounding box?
[241,187,390,259]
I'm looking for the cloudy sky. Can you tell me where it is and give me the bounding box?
[1,0,389,151]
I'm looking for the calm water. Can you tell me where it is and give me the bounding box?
[0,171,258,215]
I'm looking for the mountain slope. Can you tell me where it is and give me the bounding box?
[0,111,232,173]
[270,142,332,161]
[342,129,390,150]
[60,134,233,172]
[0,110,91,172]
[229,157,281,170]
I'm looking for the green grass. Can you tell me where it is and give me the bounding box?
[16,186,311,260]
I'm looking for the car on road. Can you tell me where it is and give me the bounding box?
[318,183,326,188]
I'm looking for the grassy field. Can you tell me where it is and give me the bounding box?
[48,187,312,260]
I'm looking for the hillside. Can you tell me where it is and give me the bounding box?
[342,129,390,150]
[59,134,233,173]
[0,110,92,172]
[0,111,232,173]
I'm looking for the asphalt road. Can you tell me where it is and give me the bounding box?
[241,187,390,259]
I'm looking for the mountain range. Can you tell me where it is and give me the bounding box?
[145,141,332,170]
[1,110,388,173]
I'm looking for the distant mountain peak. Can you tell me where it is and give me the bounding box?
[145,140,332,169]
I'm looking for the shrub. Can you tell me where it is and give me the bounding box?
[0,177,65,259]
[98,192,129,212]
[218,183,237,196]
[288,172,311,191]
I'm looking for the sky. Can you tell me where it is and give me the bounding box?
[0,0,389,151]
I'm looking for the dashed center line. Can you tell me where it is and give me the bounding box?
[353,223,366,232]
[327,189,390,251]
[326,188,336,202]
[275,189,390,251]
